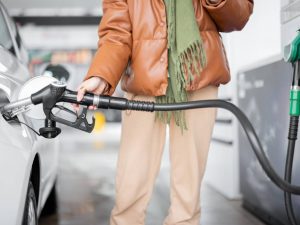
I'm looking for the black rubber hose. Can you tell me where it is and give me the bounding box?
[86,95,300,194]
[285,140,297,225]
[151,99,300,194]
[284,116,299,225]
[65,94,300,222]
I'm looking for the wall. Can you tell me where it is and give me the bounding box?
[204,0,282,199]
[19,25,99,50]
[2,0,102,16]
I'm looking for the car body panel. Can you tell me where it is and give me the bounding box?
[0,116,34,225]
[0,58,60,225]
[0,1,59,224]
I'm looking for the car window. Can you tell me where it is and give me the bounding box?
[15,25,29,64]
[7,14,29,64]
[0,9,15,55]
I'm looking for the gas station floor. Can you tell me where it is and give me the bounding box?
[39,124,266,225]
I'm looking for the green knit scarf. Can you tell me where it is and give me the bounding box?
[156,0,207,132]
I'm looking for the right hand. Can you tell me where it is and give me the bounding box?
[73,76,109,111]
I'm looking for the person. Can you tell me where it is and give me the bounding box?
[75,0,254,224]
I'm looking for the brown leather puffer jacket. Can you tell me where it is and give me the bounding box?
[84,0,254,96]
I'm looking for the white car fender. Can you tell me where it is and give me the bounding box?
[0,116,38,225]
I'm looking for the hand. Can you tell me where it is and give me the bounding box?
[73,76,109,111]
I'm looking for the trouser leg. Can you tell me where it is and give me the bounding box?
[110,93,167,225]
[164,85,218,225]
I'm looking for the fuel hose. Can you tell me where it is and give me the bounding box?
[284,116,299,225]
[80,95,300,196]
[88,95,300,223]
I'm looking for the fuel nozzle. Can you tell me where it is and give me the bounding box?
[286,31,300,117]
[290,61,300,117]
[284,31,300,63]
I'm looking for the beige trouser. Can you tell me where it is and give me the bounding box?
[110,85,218,225]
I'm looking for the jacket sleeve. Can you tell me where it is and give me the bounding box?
[84,0,132,95]
[202,0,254,32]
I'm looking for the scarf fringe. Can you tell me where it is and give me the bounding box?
[175,40,207,95]
[156,40,206,133]
[178,40,207,86]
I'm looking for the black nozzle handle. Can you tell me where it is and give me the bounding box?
[61,90,94,106]
[31,82,66,105]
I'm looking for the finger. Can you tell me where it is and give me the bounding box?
[72,103,79,109]
[103,83,110,94]
[88,105,97,110]
[77,87,86,102]
[73,105,80,112]
[75,104,80,111]
[76,83,84,91]
[95,83,107,95]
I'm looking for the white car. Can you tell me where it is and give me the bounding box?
[0,2,60,225]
